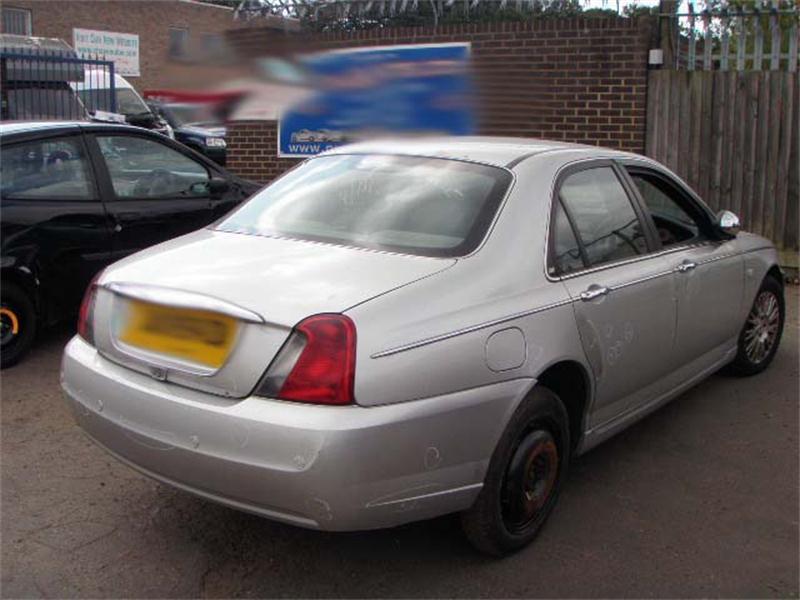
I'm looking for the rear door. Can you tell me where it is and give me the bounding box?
[623,164,744,364]
[0,131,111,313]
[548,161,679,427]
[86,131,214,260]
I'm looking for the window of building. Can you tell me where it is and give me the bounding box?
[201,33,223,57]
[2,6,32,35]
[168,27,189,59]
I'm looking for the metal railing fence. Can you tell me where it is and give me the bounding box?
[0,47,116,121]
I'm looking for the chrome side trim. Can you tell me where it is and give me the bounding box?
[104,282,265,324]
[695,251,739,266]
[371,297,573,359]
[610,267,676,291]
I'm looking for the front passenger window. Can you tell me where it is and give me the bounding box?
[97,135,209,199]
[628,172,704,248]
[559,167,647,268]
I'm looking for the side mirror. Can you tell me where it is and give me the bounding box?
[716,210,741,237]
[208,177,230,197]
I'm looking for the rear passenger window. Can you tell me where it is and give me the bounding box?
[0,137,94,200]
[559,167,647,268]
[550,200,584,275]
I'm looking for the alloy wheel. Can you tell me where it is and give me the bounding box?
[744,290,781,365]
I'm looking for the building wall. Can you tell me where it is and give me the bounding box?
[1,0,239,92]
[225,17,654,183]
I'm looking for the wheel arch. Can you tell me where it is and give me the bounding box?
[534,359,593,454]
[766,264,784,287]
[1,266,40,312]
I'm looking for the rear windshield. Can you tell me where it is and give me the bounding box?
[216,154,512,258]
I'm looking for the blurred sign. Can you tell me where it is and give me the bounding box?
[73,28,140,76]
[278,43,474,157]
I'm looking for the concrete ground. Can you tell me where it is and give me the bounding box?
[2,288,798,599]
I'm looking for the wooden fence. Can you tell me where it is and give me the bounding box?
[646,69,798,260]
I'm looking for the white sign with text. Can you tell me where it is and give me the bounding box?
[73,28,140,77]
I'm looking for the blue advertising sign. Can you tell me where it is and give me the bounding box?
[278,42,474,157]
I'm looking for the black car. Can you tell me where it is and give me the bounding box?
[0,121,260,367]
[147,101,227,165]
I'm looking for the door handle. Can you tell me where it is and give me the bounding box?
[580,285,610,301]
[676,260,697,273]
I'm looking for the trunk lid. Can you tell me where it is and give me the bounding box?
[93,229,454,398]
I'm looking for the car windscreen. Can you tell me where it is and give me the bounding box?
[216,154,513,258]
[78,88,149,117]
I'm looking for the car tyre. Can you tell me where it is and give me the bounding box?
[461,386,570,556]
[725,275,785,377]
[1,282,37,369]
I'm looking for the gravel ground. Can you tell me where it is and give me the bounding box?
[2,286,798,599]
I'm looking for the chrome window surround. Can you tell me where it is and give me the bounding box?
[542,157,722,283]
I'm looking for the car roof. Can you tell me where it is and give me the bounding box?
[322,136,638,168]
[0,120,151,137]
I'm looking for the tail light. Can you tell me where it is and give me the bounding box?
[77,275,101,345]
[257,314,356,405]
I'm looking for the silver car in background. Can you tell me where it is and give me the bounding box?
[61,138,785,555]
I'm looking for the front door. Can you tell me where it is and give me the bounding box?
[623,165,744,365]
[549,163,678,427]
[87,133,213,260]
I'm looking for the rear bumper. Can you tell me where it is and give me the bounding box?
[61,336,527,531]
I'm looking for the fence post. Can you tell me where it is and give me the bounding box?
[659,0,679,69]
[770,0,781,70]
[720,8,730,72]
[736,7,746,71]
[688,1,696,71]
[0,56,7,120]
[754,0,764,71]
[109,59,117,114]
[703,8,712,70]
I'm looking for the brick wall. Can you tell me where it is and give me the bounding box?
[226,121,300,183]
[2,0,242,92]
[226,16,654,183]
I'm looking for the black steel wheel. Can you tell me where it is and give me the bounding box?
[501,429,559,534]
[461,386,569,556]
[1,282,37,369]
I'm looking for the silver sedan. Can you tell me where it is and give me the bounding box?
[61,138,785,555]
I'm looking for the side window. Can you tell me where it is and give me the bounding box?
[627,170,705,248]
[0,137,94,200]
[550,200,584,275]
[96,135,209,199]
[559,166,647,268]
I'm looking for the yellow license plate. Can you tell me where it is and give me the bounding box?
[119,300,238,369]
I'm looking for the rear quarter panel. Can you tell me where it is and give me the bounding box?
[346,152,594,409]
